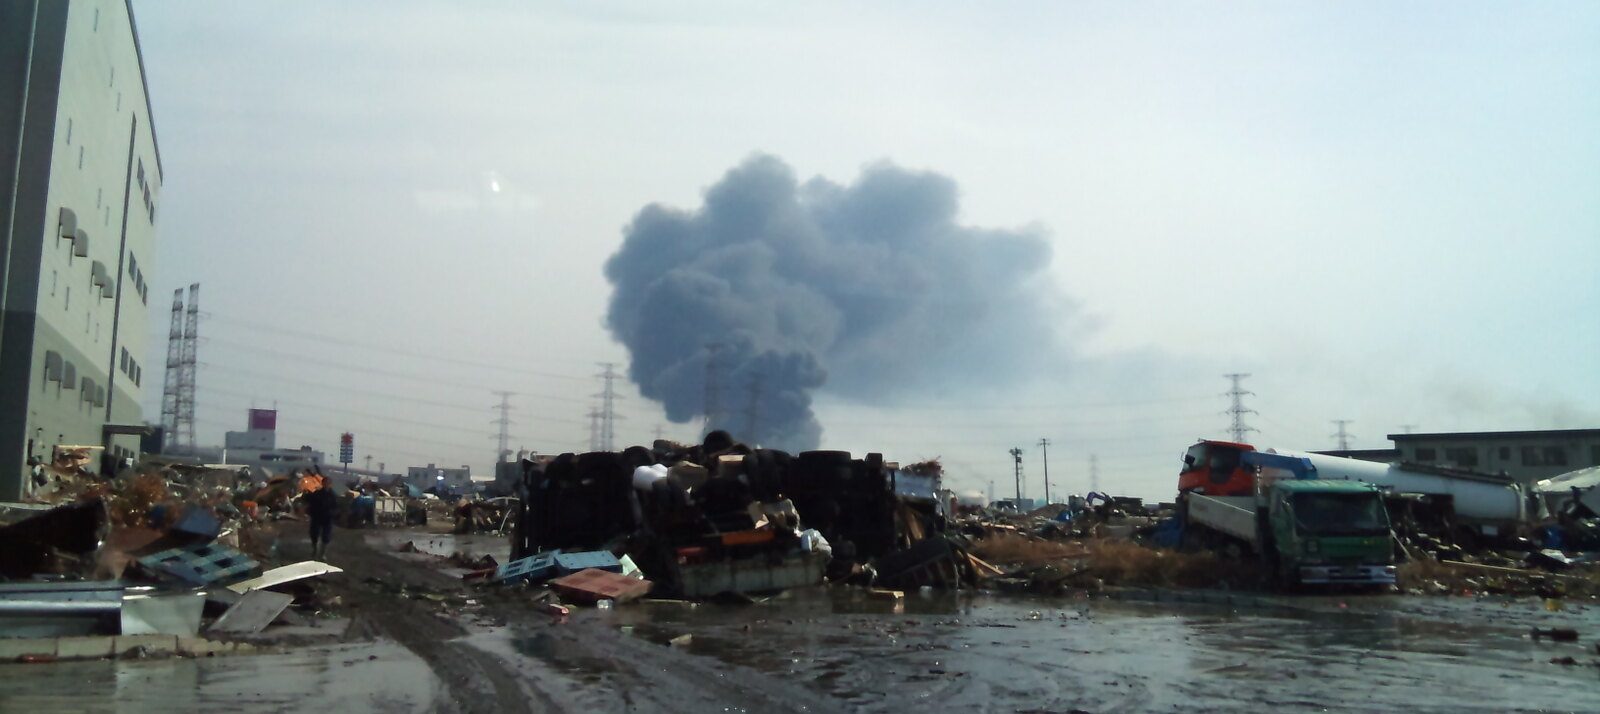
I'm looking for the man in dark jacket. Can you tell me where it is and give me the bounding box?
[304,470,339,560]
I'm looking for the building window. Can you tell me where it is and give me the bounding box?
[66,118,72,145]
[1415,447,1437,462]
[120,348,129,372]
[93,8,99,31]
[77,146,84,169]
[110,66,115,87]
[1443,447,1478,468]
[1498,446,1510,461]
[1522,446,1570,467]
[1591,445,1600,465]
[50,270,57,296]
[96,187,102,209]
[116,93,122,111]
[64,286,69,311]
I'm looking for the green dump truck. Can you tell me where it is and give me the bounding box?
[1178,450,1396,588]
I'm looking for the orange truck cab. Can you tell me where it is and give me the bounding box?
[1177,439,1258,496]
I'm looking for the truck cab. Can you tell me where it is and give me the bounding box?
[1178,440,1256,496]
[1266,480,1395,586]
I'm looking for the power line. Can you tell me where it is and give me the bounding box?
[200,362,584,423]
[160,288,183,441]
[201,336,591,404]
[1009,446,1024,502]
[596,363,621,451]
[1331,419,1355,450]
[1223,373,1257,443]
[202,385,577,434]
[200,311,601,380]
[492,391,515,463]
[176,284,200,448]
[1038,438,1051,506]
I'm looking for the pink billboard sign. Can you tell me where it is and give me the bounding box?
[248,409,278,431]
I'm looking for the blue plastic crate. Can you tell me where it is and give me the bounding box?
[138,543,259,586]
[553,550,622,575]
[495,551,560,585]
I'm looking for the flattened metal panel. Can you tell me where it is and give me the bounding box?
[226,561,342,594]
[208,589,293,634]
[121,591,204,636]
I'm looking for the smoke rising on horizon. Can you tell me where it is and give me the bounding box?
[604,155,1069,451]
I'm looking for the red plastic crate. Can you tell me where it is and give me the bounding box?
[549,568,652,605]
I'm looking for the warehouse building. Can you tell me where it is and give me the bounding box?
[1389,429,1600,485]
[0,0,162,498]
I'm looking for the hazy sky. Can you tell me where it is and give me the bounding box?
[131,1,1600,500]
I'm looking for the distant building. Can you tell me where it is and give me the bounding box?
[406,463,472,493]
[0,0,163,499]
[164,409,326,477]
[1388,429,1600,485]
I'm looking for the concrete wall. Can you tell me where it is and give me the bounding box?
[0,0,160,499]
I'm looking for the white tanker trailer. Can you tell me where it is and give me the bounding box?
[1180,440,1531,542]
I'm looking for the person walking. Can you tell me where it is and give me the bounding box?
[305,470,338,560]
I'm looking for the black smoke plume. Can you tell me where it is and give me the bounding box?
[604,155,1067,451]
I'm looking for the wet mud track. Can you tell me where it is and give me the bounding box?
[8,526,1598,713]
[327,529,1600,713]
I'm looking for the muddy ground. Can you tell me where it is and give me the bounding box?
[3,524,1599,713]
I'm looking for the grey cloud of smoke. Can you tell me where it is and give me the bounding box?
[604,154,1070,450]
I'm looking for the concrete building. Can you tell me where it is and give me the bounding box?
[406,463,473,493]
[1389,429,1600,485]
[0,1,161,499]
[160,409,327,478]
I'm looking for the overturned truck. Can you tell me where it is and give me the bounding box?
[510,441,969,598]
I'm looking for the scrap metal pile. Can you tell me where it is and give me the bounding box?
[500,432,1000,606]
[0,464,342,650]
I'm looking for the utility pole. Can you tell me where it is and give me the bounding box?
[743,372,763,444]
[491,390,516,463]
[1038,438,1052,505]
[595,363,621,451]
[364,455,373,472]
[1331,420,1354,450]
[1224,373,1257,443]
[1089,454,1100,494]
[652,424,666,441]
[703,343,723,437]
[1009,447,1024,503]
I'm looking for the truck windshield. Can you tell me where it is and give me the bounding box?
[1293,493,1388,536]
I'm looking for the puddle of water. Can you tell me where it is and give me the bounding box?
[599,587,1600,712]
[0,639,441,714]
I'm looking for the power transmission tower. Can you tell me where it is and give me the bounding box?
[1223,373,1258,442]
[702,343,723,437]
[1038,438,1052,505]
[1331,420,1354,450]
[743,372,763,444]
[652,424,666,441]
[176,283,199,449]
[1009,447,1024,502]
[491,390,516,463]
[596,363,621,451]
[1089,454,1100,494]
[159,289,183,447]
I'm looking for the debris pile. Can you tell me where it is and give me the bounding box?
[502,432,993,608]
[1,464,344,652]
